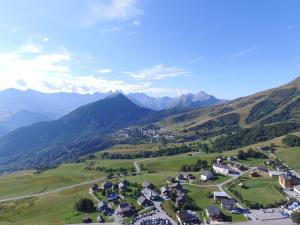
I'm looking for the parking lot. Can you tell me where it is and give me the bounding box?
[133,206,174,225]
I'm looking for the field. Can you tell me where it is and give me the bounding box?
[275,147,300,172]
[0,159,134,199]
[0,184,98,225]
[226,173,285,208]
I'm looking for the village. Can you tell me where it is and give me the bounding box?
[76,145,300,225]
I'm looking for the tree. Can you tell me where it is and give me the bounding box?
[74,198,95,213]
[292,212,300,225]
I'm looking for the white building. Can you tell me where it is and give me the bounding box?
[201,171,214,181]
[213,164,230,176]
[294,185,300,195]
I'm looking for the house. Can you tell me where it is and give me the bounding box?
[213,163,230,176]
[227,156,237,162]
[256,146,271,152]
[213,192,231,201]
[143,180,154,189]
[294,185,300,195]
[268,171,286,178]
[107,192,119,201]
[257,165,268,173]
[221,199,236,211]
[279,173,299,190]
[205,205,223,222]
[161,186,169,198]
[201,171,214,182]
[97,201,108,211]
[167,176,175,183]
[176,194,186,205]
[137,195,151,206]
[118,181,128,192]
[119,202,135,217]
[169,182,183,192]
[176,210,201,225]
[187,173,196,180]
[102,181,113,190]
[176,173,185,181]
[142,188,160,201]
[265,160,275,166]
[90,183,99,193]
[82,215,92,223]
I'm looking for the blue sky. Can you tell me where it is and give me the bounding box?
[0,0,299,99]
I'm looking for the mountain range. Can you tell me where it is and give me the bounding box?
[0,77,299,171]
[0,89,223,136]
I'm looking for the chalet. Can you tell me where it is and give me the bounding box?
[97,201,108,211]
[268,171,286,178]
[143,180,154,189]
[82,215,92,223]
[257,165,268,173]
[176,194,186,205]
[279,173,299,190]
[161,186,169,198]
[187,173,196,180]
[265,160,275,166]
[206,205,223,222]
[227,156,237,162]
[201,171,214,182]
[176,210,201,225]
[294,185,300,195]
[167,176,175,183]
[213,163,230,176]
[107,192,119,202]
[118,181,128,192]
[176,173,185,181]
[90,183,99,193]
[142,188,160,201]
[102,181,113,190]
[220,199,236,211]
[214,192,231,201]
[137,195,151,206]
[169,182,183,191]
[119,202,135,217]
[256,146,271,152]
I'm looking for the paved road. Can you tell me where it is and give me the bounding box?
[0,177,105,203]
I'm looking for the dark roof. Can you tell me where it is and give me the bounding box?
[143,180,153,188]
[177,210,200,224]
[206,205,221,217]
[107,192,118,201]
[221,199,236,207]
[137,195,147,204]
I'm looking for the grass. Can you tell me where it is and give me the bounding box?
[127,172,178,187]
[226,173,285,207]
[0,159,136,199]
[0,185,100,225]
[276,147,300,172]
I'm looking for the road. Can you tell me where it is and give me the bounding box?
[0,177,105,203]
[134,158,151,173]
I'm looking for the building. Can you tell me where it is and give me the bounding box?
[279,173,299,190]
[176,173,185,181]
[90,183,99,193]
[167,176,175,183]
[201,171,214,181]
[213,192,231,201]
[294,185,300,195]
[161,186,169,199]
[82,215,92,223]
[102,181,113,190]
[176,210,201,225]
[169,182,183,191]
[118,181,128,192]
[137,195,151,206]
[257,165,268,173]
[268,171,286,178]
[143,180,154,189]
[213,163,230,176]
[205,205,223,222]
[142,188,160,201]
[119,202,135,217]
[176,194,186,205]
[107,192,119,201]
[221,199,236,211]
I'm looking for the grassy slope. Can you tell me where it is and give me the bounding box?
[0,185,98,225]
[0,159,134,199]
[226,173,285,207]
[276,147,300,172]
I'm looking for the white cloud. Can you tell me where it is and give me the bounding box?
[43,37,50,42]
[0,43,188,97]
[95,68,112,74]
[18,42,44,54]
[82,0,142,26]
[128,64,189,80]
[132,20,141,26]
[232,48,255,58]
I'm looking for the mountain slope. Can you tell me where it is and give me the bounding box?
[0,94,153,170]
[160,77,300,138]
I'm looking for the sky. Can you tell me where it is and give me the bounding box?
[0,0,299,99]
